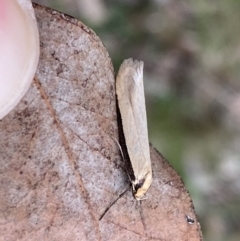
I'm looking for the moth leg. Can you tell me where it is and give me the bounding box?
[111,136,124,159]
[139,202,147,235]
[111,136,133,183]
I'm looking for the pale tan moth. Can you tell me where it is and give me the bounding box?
[116,58,152,200]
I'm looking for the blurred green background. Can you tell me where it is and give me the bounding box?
[33,1,240,240]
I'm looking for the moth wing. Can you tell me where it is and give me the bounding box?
[116,59,151,182]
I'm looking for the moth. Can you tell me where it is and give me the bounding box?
[116,58,152,200]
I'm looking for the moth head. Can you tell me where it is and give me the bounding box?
[132,171,152,200]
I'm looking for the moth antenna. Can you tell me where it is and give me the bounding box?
[99,187,129,220]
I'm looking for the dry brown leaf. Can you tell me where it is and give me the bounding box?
[0,3,202,241]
